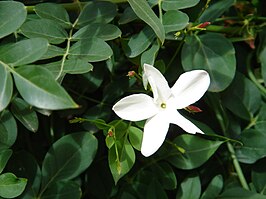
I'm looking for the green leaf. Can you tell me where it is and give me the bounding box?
[13,65,78,110]
[221,72,261,120]
[167,134,223,169]
[41,132,98,190]
[109,139,135,184]
[119,7,138,25]
[0,173,27,198]
[236,129,266,164]
[181,33,236,92]
[128,0,165,43]
[200,175,223,199]
[21,19,68,44]
[72,23,121,41]
[43,59,93,78]
[69,38,113,62]
[35,3,71,28]
[162,0,200,10]
[41,45,65,60]
[124,26,156,58]
[259,47,266,84]
[141,40,160,66]
[0,62,13,112]
[252,158,266,194]
[11,98,39,132]
[128,126,143,151]
[176,175,201,199]
[0,110,17,149]
[41,181,81,199]
[146,179,168,199]
[0,149,12,174]
[0,1,27,39]
[76,1,117,27]
[218,187,266,199]
[163,10,189,33]
[199,0,234,22]
[0,38,49,66]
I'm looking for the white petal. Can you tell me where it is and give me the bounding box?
[112,94,158,121]
[169,110,203,134]
[143,63,171,103]
[141,111,170,157]
[171,70,210,109]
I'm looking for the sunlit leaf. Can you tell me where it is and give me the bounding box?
[162,0,200,10]
[13,65,78,110]
[162,10,189,33]
[0,1,27,39]
[182,33,236,92]
[128,126,143,151]
[128,0,165,43]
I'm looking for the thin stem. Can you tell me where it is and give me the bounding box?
[158,0,163,23]
[166,40,185,69]
[195,0,212,23]
[227,142,250,190]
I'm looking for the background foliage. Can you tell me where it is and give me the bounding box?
[0,0,266,198]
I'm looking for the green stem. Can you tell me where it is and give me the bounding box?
[227,142,250,190]
[158,0,163,23]
[166,40,184,69]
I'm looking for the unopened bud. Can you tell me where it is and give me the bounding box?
[185,105,202,113]
[127,71,136,78]
[197,22,211,29]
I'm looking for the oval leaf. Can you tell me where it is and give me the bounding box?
[41,132,98,190]
[166,134,223,169]
[0,38,49,66]
[128,0,165,43]
[162,0,200,10]
[0,149,12,174]
[163,10,189,33]
[13,65,78,110]
[0,173,27,198]
[0,1,27,39]
[176,175,201,199]
[0,62,13,111]
[181,33,236,92]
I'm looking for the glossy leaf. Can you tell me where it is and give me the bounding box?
[163,10,189,33]
[41,132,98,190]
[44,59,93,78]
[162,0,200,10]
[128,126,143,151]
[7,151,41,199]
[76,1,117,27]
[21,19,68,44]
[167,134,223,169]
[199,0,234,22]
[0,38,49,66]
[176,175,201,199]
[109,139,135,184]
[72,23,121,41]
[128,0,165,43]
[236,129,266,164]
[35,3,71,28]
[182,33,236,92]
[0,1,27,39]
[11,97,39,132]
[0,173,27,198]
[41,181,81,199]
[222,73,261,120]
[0,110,17,149]
[69,38,113,62]
[0,149,12,174]
[0,62,13,112]
[200,175,223,199]
[13,65,78,110]
[124,26,156,58]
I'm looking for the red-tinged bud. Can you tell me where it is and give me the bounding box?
[186,105,203,113]
[198,22,211,29]
[127,71,136,77]
[108,130,113,137]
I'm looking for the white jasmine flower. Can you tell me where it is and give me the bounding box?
[112,64,210,157]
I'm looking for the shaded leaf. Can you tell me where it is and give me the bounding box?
[146,179,168,199]
[0,38,48,66]
[41,132,98,190]
[167,134,223,169]
[0,62,13,112]
[0,1,27,39]
[182,33,236,92]
[69,38,113,62]
[11,97,39,132]
[162,0,200,10]
[128,0,165,43]
[21,19,68,44]
[252,158,266,194]
[218,187,266,199]
[0,149,12,174]
[0,173,27,198]
[176,175,201,199]
[201,175,223,199]
[13,65,78,110]
[141,40,160,66]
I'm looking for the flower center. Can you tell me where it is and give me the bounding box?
[160,103,166,109]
